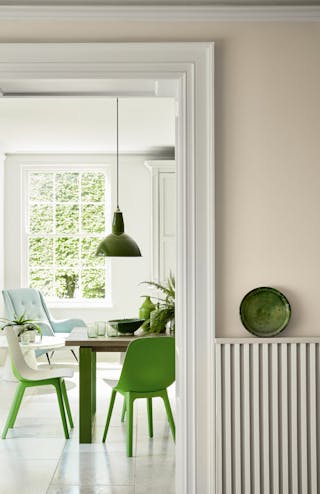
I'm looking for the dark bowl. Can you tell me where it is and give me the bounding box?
[108,318,145,334]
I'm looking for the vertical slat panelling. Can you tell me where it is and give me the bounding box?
[233,344,242,492]
[215,340,320,494]
[215,344,223,494]
[290,344,299,494]
[243,344,251,494]
[262,344,270,494]
[280,344,289,494]
[271,344,280,493]
[223,344,232,494]
[308,343,318,494]
[252,344,260,493]
[299,343,308,492]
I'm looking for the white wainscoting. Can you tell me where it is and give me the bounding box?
[215,337,320,494]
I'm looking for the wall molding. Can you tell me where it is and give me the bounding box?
[0,5,319,21]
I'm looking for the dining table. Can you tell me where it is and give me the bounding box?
[65,327,137,443]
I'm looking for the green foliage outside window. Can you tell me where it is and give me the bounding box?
[27,171,108,301]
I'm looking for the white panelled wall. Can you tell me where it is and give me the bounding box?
[215,338,320,494]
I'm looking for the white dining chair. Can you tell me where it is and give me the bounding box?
[2,327,74,439]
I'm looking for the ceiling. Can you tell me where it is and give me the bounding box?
[0,97,175,154]
[0,1,316,6]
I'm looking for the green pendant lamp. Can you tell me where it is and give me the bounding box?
[96,98,141,257]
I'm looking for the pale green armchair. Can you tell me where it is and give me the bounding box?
[2,288,86,362]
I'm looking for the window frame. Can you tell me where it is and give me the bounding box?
[21,162,112,309]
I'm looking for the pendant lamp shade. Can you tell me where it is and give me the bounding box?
[96,99,141,257]
[96,208,141,257]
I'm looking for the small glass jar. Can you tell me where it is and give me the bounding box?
[87,323,97,338]
[20,332,31,345]
[107,323,119,337]
[95,321,106,337]
[28,330,37,343]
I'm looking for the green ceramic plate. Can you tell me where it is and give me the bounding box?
[240,287,291,337]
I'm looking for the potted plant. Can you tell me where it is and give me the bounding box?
[0,313,42,342]
[140,272,175,335]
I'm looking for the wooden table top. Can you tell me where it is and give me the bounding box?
[64,327,137,352]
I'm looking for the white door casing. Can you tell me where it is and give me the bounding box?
[0,42,215,494]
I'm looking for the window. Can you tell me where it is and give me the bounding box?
[23,166,111,306]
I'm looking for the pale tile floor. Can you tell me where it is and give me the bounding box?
[0,355,175,494]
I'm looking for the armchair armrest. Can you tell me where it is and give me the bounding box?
[51,318,86,334]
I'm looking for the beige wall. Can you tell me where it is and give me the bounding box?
[1,21,320,337]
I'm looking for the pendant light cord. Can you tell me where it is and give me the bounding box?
[116,97,119,210]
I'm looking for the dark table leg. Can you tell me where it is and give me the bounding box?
[79,347,96,443]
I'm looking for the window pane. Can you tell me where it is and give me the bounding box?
[82,268,105,299]
[81,172,105,202]
[56,237,79,267]
[29,173,53,202]
[55,269,79,299]
[56,205,79,233]
[81,237,105,266]
[82,204,105,233]
[27,168,109,302]
[56,172,79,202]
[29,205,53,233]
[29,238,53,266]
[29,268,54,296]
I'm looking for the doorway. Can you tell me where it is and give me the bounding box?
[0,42,214,494]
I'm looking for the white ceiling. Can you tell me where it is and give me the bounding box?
[0,1,316,5]
[0,97,175,154]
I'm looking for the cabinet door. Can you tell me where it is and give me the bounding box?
[159,171,176,282]
[145,160,176,282]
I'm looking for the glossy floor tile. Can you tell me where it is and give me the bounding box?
[0,359,175,494]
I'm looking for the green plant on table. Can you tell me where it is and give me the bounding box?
[140,272,175,334]
[0,313,42,339]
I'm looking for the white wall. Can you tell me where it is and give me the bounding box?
[4,152,172,324]
[0,23,319,338]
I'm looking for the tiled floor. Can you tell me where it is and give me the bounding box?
[0,354,175,494]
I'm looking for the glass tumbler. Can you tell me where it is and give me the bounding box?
[87,323,97,338]
[20,332,31,345]
[96,321,106,337]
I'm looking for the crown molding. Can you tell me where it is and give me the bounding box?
[0,5,319,21]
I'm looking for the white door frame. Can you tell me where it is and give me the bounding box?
[0,42,215,494]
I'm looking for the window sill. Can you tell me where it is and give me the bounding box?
[47,301,113,310]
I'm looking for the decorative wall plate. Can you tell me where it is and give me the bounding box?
[240,287,291,337]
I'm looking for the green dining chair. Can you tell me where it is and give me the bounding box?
[102,336,175,457]
[2,327,74,440]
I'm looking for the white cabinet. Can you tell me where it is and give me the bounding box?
[145,160,176,283]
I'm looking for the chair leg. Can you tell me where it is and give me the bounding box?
[60,379,74,429]
[147,397,153,438]
[102,389,117,442]
[2,383,26,439]
[71,350,78,362]
[162,389,175,442]
[126,392,134,457]
[121,398,126,422]
[54,380,69,439]
[45,353,51,365]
